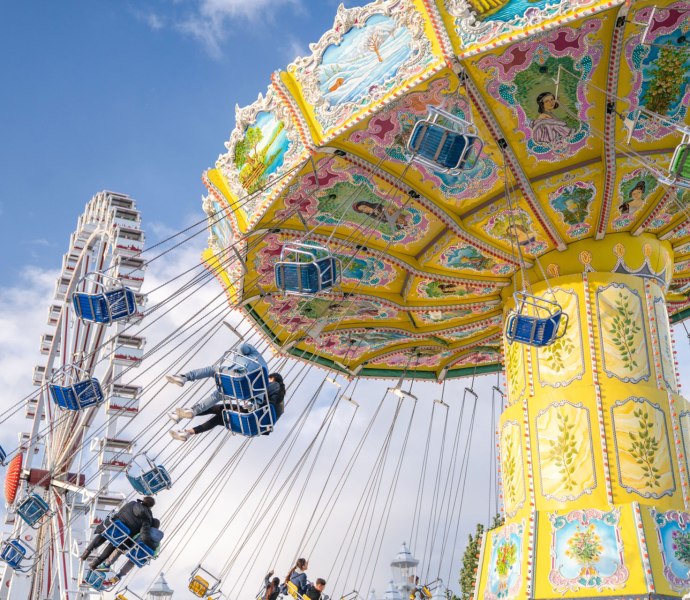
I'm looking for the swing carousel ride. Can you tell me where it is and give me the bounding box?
[2,0,690,599]
[200,0,690,597]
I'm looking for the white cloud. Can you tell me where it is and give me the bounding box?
[138,0,304,58]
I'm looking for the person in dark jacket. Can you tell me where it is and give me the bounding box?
[170,372,285,442]
[80,496,155,570]
[305,578,327,600]
[103,519,164,585]
[262,571,281,600]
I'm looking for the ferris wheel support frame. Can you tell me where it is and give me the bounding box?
[0,192,146,600]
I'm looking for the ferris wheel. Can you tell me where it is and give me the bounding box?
[0,191,147,600]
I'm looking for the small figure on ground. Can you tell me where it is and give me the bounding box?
[104,518,164,585]
[167,343,267,424]
[262,570,281,600]
[80,496,155,570]
[170,372,285,442]
[305,578,327,600]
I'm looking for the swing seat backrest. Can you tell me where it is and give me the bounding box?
[127,465,172,496]
[85,568,108,591]
[287,582,302,599]
[275,256,339,295]
[670,143,690,183]
[17,494,51,528]
[506,311,562,347]
[408,121,483,172]
[125,541,155,567]
[49,378,104,411]
[215,364,268,402]
[0,540,27,570]
[72,288,137,324]
[222,403,277,437]
[103,519,131,548]
[189,575,210,597]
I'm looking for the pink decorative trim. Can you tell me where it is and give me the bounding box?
[644,280,664,388]
[633,502,655,593]
[271,73,315,151]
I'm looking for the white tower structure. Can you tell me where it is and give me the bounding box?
[390,542,418,598]
[147,572,174,599]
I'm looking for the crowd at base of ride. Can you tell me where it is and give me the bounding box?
[260,558,328,600]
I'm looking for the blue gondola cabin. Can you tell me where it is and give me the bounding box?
[505,292,567,347]
[72,272,137,324]
[275,242,340,296]
[407,106,483,173]
[17,493,52,528]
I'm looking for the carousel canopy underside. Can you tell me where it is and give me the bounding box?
[201,0,690,380]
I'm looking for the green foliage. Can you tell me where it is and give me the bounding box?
[503,435,519,508]
[609,292,641,372]
[642,47,687,114]
[234,125,263,170]
[629,406,662,489]
[513,56,581,130]
[547,411,578,491]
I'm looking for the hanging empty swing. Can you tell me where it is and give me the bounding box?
[0,538,36,572]
[659,130,690,189]
[16,493,53,528]
[407,106,483,173]
[72,271,137,324]
[275,242,341,295]
[505,291,567,347]
[49,365,104,411]
[126,453,172,496]
[188,565,222,598]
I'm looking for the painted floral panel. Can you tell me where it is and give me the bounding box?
[611,397,675,499]
[535,402,596,502]
[652,509,690,592]
[654,295,677,392]
[484,521,524,600]
[549,508,628,594]
[537,288,584,387]
[596,283,650,383]
[500,420,526,518]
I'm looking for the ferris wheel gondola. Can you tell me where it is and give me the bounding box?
[0,191,147,600]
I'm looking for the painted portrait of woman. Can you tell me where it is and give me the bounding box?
[531,92,573,145]
[618,180,646,215]
[352,200,410,230]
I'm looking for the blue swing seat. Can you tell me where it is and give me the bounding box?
[102,519,131,548]
[0,539,33,572]
[222,403,278,437]
[127,464,172,496]
[50,377,104,411]
[215,352,269,402]
[275,243,340,295]
[408,106,483,173]
[505,292,567,347]
[0,445,6,466]
[85,568,109,591]
[126,540,155,568]
[17,494,52,528]
[73,288,137,324]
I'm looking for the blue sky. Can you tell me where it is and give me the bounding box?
[0,0,367,284]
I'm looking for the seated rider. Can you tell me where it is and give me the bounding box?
[305,578,327,600]
[167,343,267,424]
[103,518,164,585]
[80,497,155,571]
[169,372,285,442]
